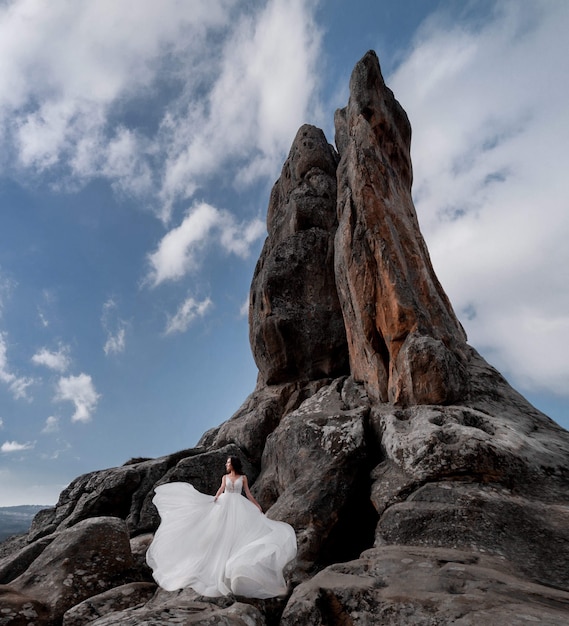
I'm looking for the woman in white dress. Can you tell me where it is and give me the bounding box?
[146,456,297,598]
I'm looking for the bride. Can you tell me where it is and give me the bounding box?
[146,456,297,598]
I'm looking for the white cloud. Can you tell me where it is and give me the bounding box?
[55,373,100,423]
[101,298,127,356]
[165,296,213,336]
[158,0,322,217]
[1,440,35,453]
[0,0,322,220]
[0,417,3,429]
[147,202,265,286]
[390,1,569,395]
[0,0,233,191]
[42,416,59,434]
[31,345,71,372]
[0,332,34,399]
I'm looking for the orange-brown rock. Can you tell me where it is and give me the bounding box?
[334,50,468,405]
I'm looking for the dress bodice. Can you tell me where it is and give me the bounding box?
[225,475,244,494]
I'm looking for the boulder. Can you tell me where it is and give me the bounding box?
[209,379,333,461]
[10,517,135,623]
[376,481,569,590]
[0,535,55,585]
[129,533,154,582]
[27,448,199,541]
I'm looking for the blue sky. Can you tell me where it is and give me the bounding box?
[0,0,568,506]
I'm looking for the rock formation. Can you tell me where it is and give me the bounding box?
[1,50,568,625]
[249,123,348,386]
[334,52,469,406]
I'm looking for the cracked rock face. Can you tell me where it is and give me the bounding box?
[2,50,569,625]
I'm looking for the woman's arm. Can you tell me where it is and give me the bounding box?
[214,475,226,502]
[243,475,263,513]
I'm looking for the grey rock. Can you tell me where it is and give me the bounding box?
[62,582,157,626]
[28,449,199,541]
[376,481,569,590]
[249,124,348,386]
[0,535,55,585]
[10,517,135,623]
[85,587,265,625]
[255,378,376,571]
[0,585,50,626]
[280,546,569,625]
[370,350,569,501]
[129,533,154,582]
[210,379,333,461]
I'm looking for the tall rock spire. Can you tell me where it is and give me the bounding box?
[249,124,348,386]
[334,50,468,405]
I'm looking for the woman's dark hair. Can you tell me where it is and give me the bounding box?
[227,456,243,475]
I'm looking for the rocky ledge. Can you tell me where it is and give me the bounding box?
[1,51,568,625]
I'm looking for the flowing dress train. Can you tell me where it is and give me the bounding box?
[146,476,297,598]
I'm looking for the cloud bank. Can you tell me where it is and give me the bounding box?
[390,1,569,396]
[0,0,321,220]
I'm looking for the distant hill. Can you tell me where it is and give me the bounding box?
[0,505,49,542]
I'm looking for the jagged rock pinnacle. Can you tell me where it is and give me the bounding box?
[334,50,468,405]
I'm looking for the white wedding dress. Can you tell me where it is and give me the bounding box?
[146,476,297,598]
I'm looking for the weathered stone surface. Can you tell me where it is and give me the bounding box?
[255,378,377,572]
[280,546,569,625]
[10,517,135,623]
[0,585,50,626]
[27,448,199,541]
[376,481,569,590]
[334,50,468,405]
[249,124,348,386]
[129,533,154,582]
[0,535,55,585]
[82,587,265,626]
[62,582,156,626]
[209,379,332,461]
[370,350,569,501]
[0,535,27,563]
